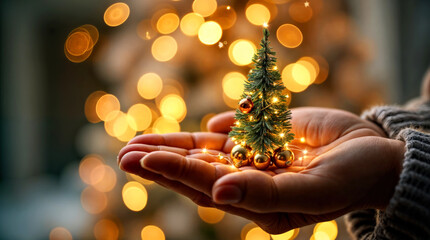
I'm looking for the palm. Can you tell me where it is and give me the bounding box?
[118,107,397,234]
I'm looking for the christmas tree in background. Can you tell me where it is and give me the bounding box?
[229,28,295,170]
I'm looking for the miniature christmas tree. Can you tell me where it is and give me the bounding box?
[228,28,295,170]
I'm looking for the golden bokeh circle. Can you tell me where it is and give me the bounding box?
[277,24,303,48]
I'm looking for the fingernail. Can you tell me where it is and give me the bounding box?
[214,185,242,204]
[140,155,160,172]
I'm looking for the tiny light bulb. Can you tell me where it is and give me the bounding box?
[284,142,289,147]
[300,137,306,143]
[280,133,285,138]
[303,149,308,154]
[299,157,303,161]
[264,116,268,120]
[231,137,236,141]
[273,66,278,70]
[235,121,240,126]
[241,141,245,145]
[263,22,269,28]
[274,111,278,114]
[272,97,279,103]
[286,95,290,98]
[249,116,253,120]
[227,5,231,10]
[202,148,208,153]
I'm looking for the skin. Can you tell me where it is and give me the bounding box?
[117,107,405,234]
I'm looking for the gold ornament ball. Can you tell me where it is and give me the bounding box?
[253,153,271,170]
[239,96,254,113]
[273,148,294,168]
[231,145,250,168]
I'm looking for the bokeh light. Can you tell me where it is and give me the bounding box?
[245,4,271,26]
[198,21,222,45]
[95,94,120,121]
[282,63,309,93]
[137,73,163,100]
[197,206,225,224]
[151,36,178,62]
[79,154,104,185]
[104,2,130,27]
[90,164,117,192]
[94,219,119,240]
[228,39,256,66]
[292,62,312,85]
[127,103,152,131]
[271,228,300,240]
[141,225,165,240]
[313,220,338,240]
[222,72,246,100]
[192,0,217,17]
[122,181,148,212]
[289,1,313,23]
[245,227,270,240]
[299,56,320,84]
[85,91,106,123]
[104,111,128,137]
[200,113,216,131]
[49,227,73,240]
[210,5,237,30]
[81,186,108,214]
[313,55,330,84]
[180,13,205,36]
[277,24,303,48]
[153,116,180,134]
[64,25,97,63]
[160,94,187,122]
[156,13,180,34]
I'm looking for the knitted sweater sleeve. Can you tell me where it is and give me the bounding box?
[345,104,430,240]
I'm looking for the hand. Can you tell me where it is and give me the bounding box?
[117,107,405,234]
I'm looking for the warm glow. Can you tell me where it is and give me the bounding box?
[50,227,72,240]
[122,181,148,212]
[197,206,225,224]
[81,186,108,214]
[85,91,106,123]
[292,62,312,85]
[95,94,120,121]
[153,116,180,134]
[104,2,130,27]
[282,63,308,93]
[156,13,180,34]
[228,39,256,66]
[79,155,104,185]
[277,24,303,48]
[198,21,222,45]
[137,19,157,40]
[180,13,205,36]
[66,31,91,56]
[289,1,313,23]
[314,220,338,240]
[160,94,187,122]
[137,73,163,99]
[151,36,178,62]
[94,219,119,240]
[141,225,165,240]
[116,120,137,142]
[211,5,237,30]
[246,4,271,26]
[245,227,270,240]
[271,228,299,240]
[90,164,117,192]
[280,133,285,138]
[104,111,128,137]
[202,148,208,153]
[299,56,320,83]
[127,103,152,131]
[222,72,246,100]
[300,137,306,143]
[192,0,217,17]
[272,97,279,103]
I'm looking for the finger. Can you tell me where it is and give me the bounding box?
[127,132,230,152]
[118,144,188,164]
[207,111,236,134]
[212,170,333,214]
[141,151,237,196]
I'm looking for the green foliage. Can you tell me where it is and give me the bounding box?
[228,28,294,155]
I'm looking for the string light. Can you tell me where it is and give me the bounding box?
[235,121,240,126]
[202,148,208,153]
[249,116,253,120]
[263,22,269,28]
[264,116,268,120]
[304,1,310,7]
[300,137,306,143]
[279,133,285,138]
[272,97,279,103]
[303,149,308,154]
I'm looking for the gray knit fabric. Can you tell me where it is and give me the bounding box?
[345,103,430,239]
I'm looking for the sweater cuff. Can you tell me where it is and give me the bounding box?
[361,105,430,138]
[374,129,430,239]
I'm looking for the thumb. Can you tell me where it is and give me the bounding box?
[207,111,236,133]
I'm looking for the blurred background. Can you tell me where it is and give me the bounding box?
[1,0,429,239]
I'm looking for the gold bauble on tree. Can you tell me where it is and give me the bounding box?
[273,148,294,168]
[253,153,271,170]
[231,145,250,168]
[239,96,253,113]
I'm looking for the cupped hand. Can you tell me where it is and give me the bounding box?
[117,107,405,234]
